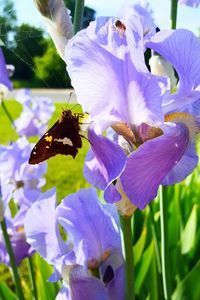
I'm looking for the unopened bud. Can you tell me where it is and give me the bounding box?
[149,54,177,90]
[33,0,73,61]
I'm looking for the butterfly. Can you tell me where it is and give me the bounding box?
[29,109,83,164]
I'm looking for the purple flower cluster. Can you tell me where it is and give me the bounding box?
[0,137,47,265]
[14,89,55,137]
[25,188,124,300]
[65,14,200,209]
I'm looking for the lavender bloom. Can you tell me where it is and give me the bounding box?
[14,90,55,137]
[178,0,200,7]
[0,47,12,95]
[66,16,200,209]
[25,188,124,300]
[0,137,47,207]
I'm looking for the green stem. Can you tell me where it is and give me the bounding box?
[73,0,85,34]
[149,204,162,274]
[1,99,16,128]
[160,186,172,300]
[27,256,38,300]
[0,218,25,300]
[170,0,178,29]
[120,215,135,300]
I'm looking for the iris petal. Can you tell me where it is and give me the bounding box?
[121,123,190,209]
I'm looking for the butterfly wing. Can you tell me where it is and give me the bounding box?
[29,110,82,164]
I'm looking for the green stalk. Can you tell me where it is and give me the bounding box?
[160,186,172,300]
[120,215,135,300]
[73,0,85,34]
[1,99,16,128]
[27,256,38,300]
[149,204,162,274]
[170,0,178,29]
[1,218,25,300]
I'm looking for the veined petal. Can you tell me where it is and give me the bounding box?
[66,17,164,130]
[56,188,121,265]
[85,129,126,202]
[145,29,200,112]
[121,123,190,209]
[24,189,68,262]
[162,143,198,185]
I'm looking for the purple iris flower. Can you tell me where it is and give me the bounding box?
[0,47,12,92]
[0,217,33,266]
[25,188,124,300]
[178,0,200,7]
[14,90,55,137]
[0,137,47,207]
[66,16,200,209]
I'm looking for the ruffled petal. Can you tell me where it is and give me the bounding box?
[84,129,126,203]
[145,29,200,112]
[121,123,190,209]
[24,189,68,262]
[56,188,121,265]
[162,143,198,185]
[66,17,164,130]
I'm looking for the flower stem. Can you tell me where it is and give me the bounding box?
[27,256,38,300]
[120,215,135,300]
[149,204,162,274]
[0,218,25,300]
[170,0,178,29]
[160,186,172,300]
[73,0,85,34]
[1,99,16,128]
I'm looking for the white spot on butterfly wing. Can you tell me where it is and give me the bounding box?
[54,137,73,146]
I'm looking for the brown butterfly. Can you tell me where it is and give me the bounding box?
[29,109,83,164]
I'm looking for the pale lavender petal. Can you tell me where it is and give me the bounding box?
[119,1,155,34]
[56,188,121,265]
[24,189,69,262]
[107,265,125,300]
[121,123,190,209]
[145,29,200,112]
[179,0,200,7]
[84,130,126,202]
[162,144,198,185]
[66,17,164,130]
[0,48,12,90]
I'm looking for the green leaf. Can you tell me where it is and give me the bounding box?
[0,282,18,300]
[135,241,154,294]
[134,226,147,265]
[35,254,58,300]
[181,204,198,254]
[172,260,200,300]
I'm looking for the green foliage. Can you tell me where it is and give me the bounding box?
[34,40,71,88]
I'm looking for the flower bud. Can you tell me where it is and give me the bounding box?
[33,0,73,61]
[149,54,177,90]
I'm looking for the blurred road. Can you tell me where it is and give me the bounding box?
[5,88,77,103]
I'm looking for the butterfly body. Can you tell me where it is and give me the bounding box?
[29,109,83,164]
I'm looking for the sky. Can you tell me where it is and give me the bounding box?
[11,0,200,35]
